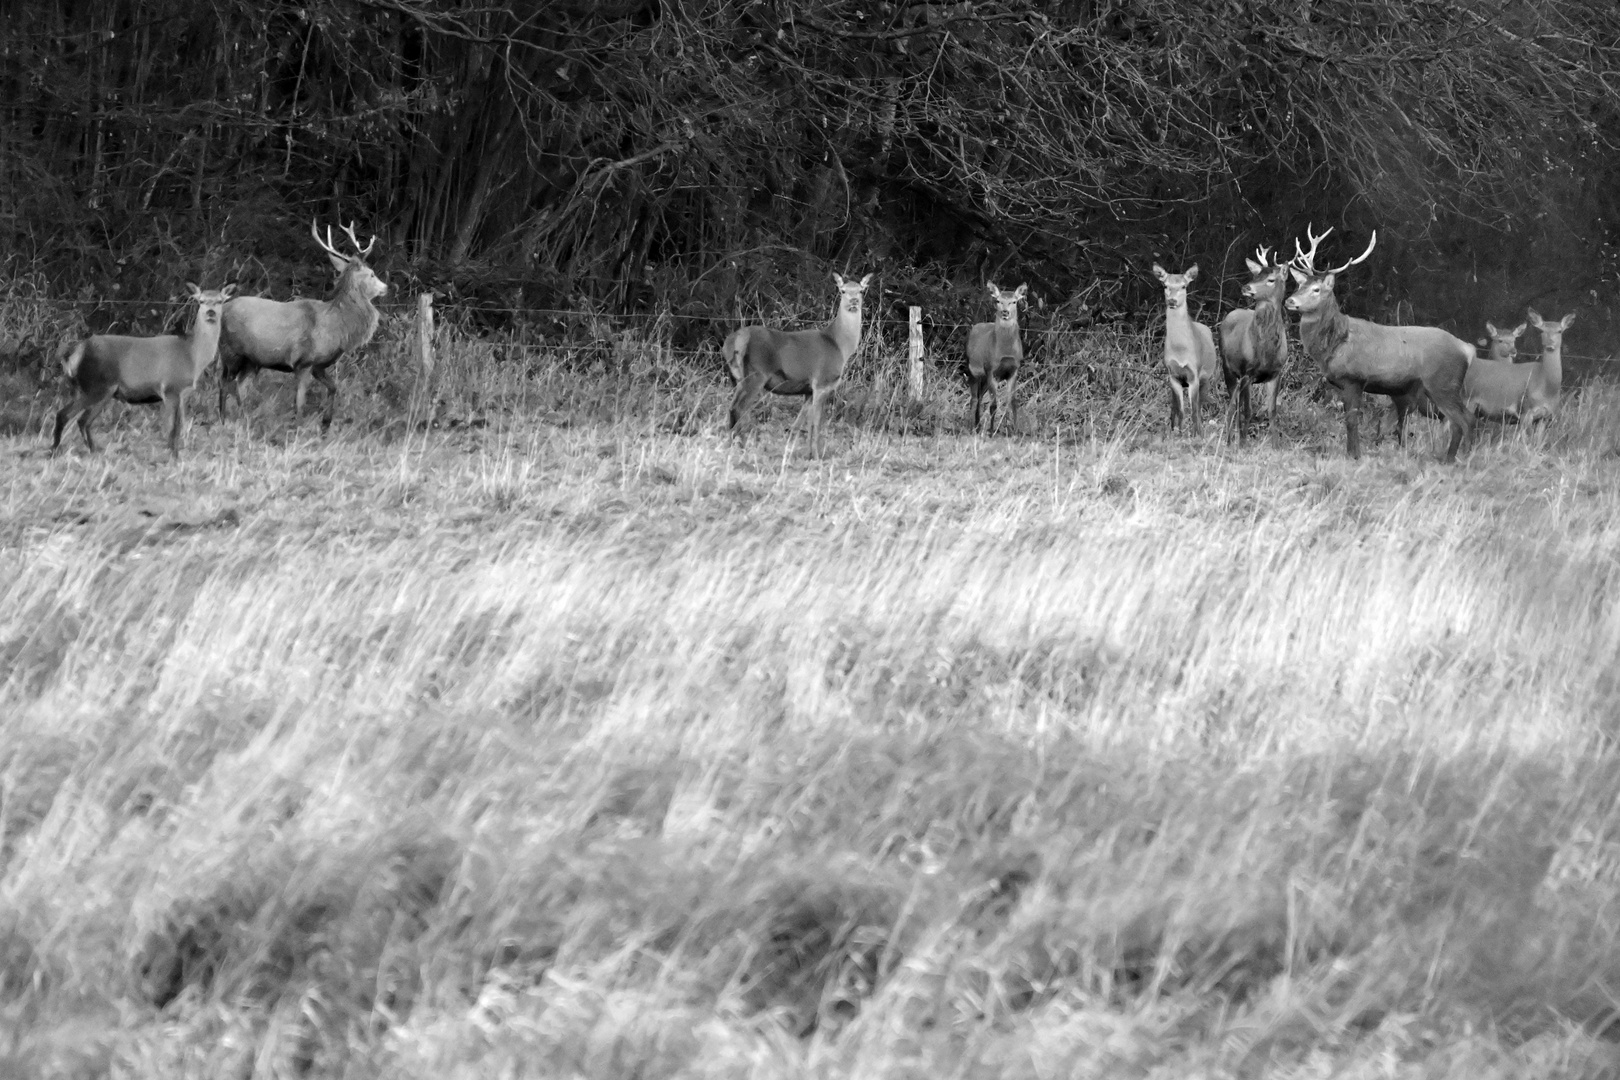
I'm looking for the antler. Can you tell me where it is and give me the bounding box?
[310,219,344,260]
[340,220,377,257]
[1254,244,1273,267]
[1291,224,1334,274]
[1323,230,1376,276]
[1291,224,1377,277]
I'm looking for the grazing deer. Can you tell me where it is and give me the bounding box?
[965,282,1028,435]
[1481,319,1526,363]
[1285,226,1473,461]
[1219,246,1289,445]
[52,284,235,461]
[1464,309,1574,440]
[725,271,871,458]
[218,220,387,429]
[1153,264,1218,437]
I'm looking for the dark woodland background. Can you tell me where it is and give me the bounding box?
[4,0,1620,363]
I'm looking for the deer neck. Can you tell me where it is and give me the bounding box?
[1252,288,1284,343]
[991,315,1020,351]
[1297,292,1348,365]
[188,315,224,379]
[330,274,382,347]
[1163,298,1197,349]
[1537,339,1563,392]
[826,299,863,359]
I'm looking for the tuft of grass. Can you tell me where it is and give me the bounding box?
[5,299,1620,1077]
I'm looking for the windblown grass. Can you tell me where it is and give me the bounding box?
[3,310,1620,1078]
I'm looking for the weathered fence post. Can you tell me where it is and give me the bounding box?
[411,291,435,426]
[907,305,924,400]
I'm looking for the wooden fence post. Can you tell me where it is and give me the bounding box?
[411,291,435,426]
[907,305,924,400]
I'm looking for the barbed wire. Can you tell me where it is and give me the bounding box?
[15,296,1619,365]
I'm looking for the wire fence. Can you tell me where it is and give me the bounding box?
[12,294,1618,370]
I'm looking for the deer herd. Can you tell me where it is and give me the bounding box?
[47,220,1576,464]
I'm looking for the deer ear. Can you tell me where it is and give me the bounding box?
[986,282,999,296]
[1321,272,1336,291]
[1288,267,1306,285]
[1151,263,1168,282]
[1014,283,1028,300]
[325,252,349,275]
[1486,322,1499,336]
[1184,264,1199,281]
[858,273,872,289]
[1561,312,1577,329]
[1245,258,1262,276]
[223,283,237,298]
[185,282,200,297]
[1526,308,1543,328]
[1512,323,1526,337]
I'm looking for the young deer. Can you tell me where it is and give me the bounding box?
[218,220,387,429]
[1464,309,1574,440]
[725,271,871,458]
[1219,246,1289,445]
[1285,226,1473,461]
[965,282,1028,435]
[1153,264,1218,436]
[1481,319,1526,363]
[52,284,235,461]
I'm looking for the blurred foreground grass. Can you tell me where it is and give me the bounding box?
[3,317,1620,1078]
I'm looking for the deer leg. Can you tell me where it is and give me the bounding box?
[1339,383,1364,459]
[1266,379,1280,446]
[808,384,827,458]
[1187,373,1203,438]
[1435,399,1471,463]
[1005,368,1020,436]
[1166,382,1181,435]
[52,395,90,454]
[292,368,313,426]
[728,372,767,446]
[218,361,235,420]
[78,397,112,453]
[313,365,340,432]
[168,389,187,460]
[1237,377,1252,447]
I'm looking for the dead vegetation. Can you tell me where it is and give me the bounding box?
[3,313,1620,1078]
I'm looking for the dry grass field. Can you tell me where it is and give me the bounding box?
[4,303,1620,1079]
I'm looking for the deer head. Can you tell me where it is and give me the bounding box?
[1153,263,1198,310]
[832,272,872,315]
[1285,226,1376,314]
[311,219,388,300]
[1483,320,1527,362]
[1527,309,1576,352]
[1241,246,1288,303]
[987,282,1028,325]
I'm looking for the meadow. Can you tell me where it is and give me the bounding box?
[3,302,1620,1079]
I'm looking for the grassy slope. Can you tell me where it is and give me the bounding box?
[3,320,1620,1078]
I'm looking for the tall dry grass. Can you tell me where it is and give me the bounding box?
[3,305,1620,1078]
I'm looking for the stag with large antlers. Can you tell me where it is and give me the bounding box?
[217,220,388,430]
[1219,246,1289,446]
[1285,226,1472,461]
[1153,264,1218,437]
